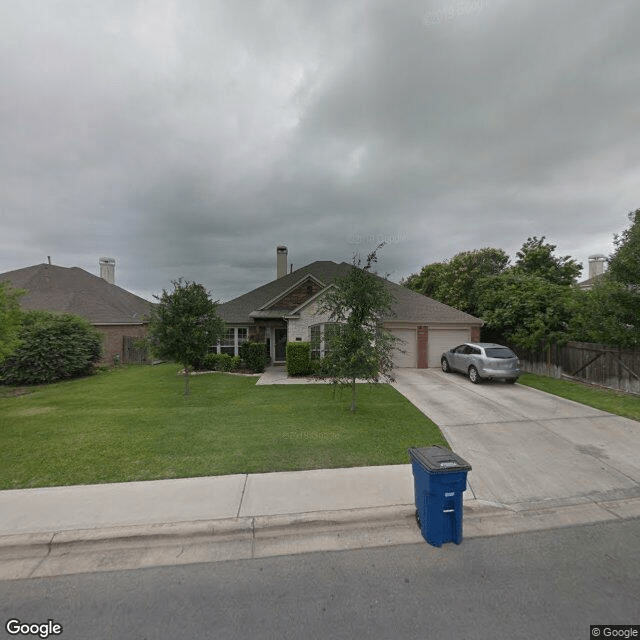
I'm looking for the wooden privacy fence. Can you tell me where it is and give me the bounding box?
[123,336,150,365]
[515,341,640,395]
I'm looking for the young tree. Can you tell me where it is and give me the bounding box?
[147,279,225,396]
[0,282,24,364]
[317,244,397,412]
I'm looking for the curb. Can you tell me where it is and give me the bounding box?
[2,498,640,581]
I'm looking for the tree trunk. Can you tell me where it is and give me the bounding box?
[184,366,191,397]
[350,377,357,412]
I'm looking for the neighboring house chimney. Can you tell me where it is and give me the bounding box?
[99,257,116,284]
[277,246,288,279]
[588,254,606,279]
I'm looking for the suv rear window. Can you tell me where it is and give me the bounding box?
[485,347,516,359]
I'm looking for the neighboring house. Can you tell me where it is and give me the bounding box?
[577,254,607,291]
[216,247,482,368]
[0,259,153,365]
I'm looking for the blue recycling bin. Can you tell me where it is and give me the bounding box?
[408,446,471,547]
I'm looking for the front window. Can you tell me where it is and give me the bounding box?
[214,327,249,356]
[220,328,235,356]
[310,325,321,359]
[310,323,343,358]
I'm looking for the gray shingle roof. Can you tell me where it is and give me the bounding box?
[218,260,481,326]
[0,263,153,325]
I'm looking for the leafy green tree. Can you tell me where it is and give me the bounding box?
[0,282,24,364]
[404,237,583,348]
[477,273,575,349]
[566,279,640,348]
[147,279,225,396]
[403,248,509,316]
[608,208,640,287]
[1,311,103,385]
[317,245,397,412]
[567,209,640,347]
[514,236,582,285]
[402,262,448,299]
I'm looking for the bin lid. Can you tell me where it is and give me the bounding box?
[408,446,471,472]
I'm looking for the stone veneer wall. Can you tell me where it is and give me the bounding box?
[286,299,334,342]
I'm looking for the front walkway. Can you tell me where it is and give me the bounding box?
[256,365,377,385]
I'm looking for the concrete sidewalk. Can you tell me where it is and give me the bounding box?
[2,367,640,581]
[2,464,639,581]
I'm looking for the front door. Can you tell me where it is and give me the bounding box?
[274,328,287,361]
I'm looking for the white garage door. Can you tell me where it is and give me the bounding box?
[390,328,417,368]
[428,329,471,367]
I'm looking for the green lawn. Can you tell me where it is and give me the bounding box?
[518,372,640,421]
[0,364,447,489]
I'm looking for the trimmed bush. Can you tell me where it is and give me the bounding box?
[217,353,234,372]
[239,341,267,373]
[286,341,311,376]
[198,353,219,371]
[198,353,242,372]
[1,311,103,385]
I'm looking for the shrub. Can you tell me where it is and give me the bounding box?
[1,311,103,385]
[309,356,330,377]
[217,353,234,372]
[197,353,242,372]
[286,341,311,376]
[239,341,267,373]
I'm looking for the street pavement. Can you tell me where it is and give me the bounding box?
[3,518,639,640]
[1,366,639,581]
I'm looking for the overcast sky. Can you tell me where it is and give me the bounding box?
[2,0,639,302]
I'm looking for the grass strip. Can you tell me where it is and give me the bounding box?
[518,372,640,421]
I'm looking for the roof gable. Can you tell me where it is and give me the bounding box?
[261,274,325,311]
[218,261,350,323]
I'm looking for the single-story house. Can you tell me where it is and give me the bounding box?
[216,247,482,368]
[0,259,153,365]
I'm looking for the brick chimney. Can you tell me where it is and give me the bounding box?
[277,246,288,279]
[99,257,116,284]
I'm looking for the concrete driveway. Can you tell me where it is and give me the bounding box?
[392,369,640,510]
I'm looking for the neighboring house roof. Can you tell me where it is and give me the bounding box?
[0,263,153,325]
[577,274,604,291]
[218,260,482,326]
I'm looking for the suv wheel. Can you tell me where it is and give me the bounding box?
[469,366,481,384]
[441,358,450,373]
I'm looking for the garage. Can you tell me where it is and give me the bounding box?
[389,328,417,368]
[427,328,471,368]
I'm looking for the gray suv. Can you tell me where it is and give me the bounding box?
[441,343,521,384]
